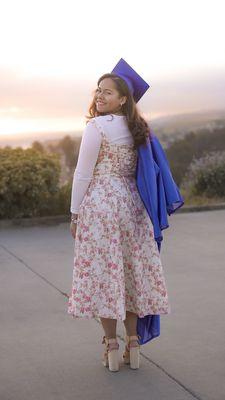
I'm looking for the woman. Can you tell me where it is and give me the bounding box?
[67,59,171,372]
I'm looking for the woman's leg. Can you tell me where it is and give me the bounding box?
[123,310,138,336]
[100,317,117,338]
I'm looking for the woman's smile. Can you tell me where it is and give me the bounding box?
[97,101,106,105]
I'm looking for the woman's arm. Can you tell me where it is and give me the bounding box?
[70,119,102,214]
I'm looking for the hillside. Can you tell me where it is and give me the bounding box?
[150,108,225,147]
[0,108,225,149]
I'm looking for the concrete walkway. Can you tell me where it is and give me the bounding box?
[0,210,224,400]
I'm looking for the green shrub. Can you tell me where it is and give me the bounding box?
[181,150,225,198]
[50,180,72,216]
[166,127,225,186]
[0,147,62,218]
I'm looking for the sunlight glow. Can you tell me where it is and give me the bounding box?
[0,0,224,140]
[0,118,84,136]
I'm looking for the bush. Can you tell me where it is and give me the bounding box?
[0,147,62,218]
[50,180,72,216]
[166,127,225,186]
[181,150,225,199]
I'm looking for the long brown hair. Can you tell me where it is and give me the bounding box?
[85,73,151,149]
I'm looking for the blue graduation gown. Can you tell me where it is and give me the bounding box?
[135,131,184,345]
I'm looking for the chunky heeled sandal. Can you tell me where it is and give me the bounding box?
[122,334,141,369]
[102,336,119,372]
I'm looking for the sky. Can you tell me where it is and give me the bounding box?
[0,0,224,138]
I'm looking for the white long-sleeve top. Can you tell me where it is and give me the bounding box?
[70,114,134,213]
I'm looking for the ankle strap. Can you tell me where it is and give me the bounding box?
[102,335,118,344]
[102,335,119,350]
[125,334,141,347]
[126,335,141,341]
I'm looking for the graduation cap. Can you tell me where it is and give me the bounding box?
[111,58,150,103]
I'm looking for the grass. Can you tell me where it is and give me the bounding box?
[180,188,225,206]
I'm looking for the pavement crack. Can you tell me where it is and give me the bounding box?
[95,323,204,400]
[135,350,203,400]
[0,243,68,298]
[1,243,204,400]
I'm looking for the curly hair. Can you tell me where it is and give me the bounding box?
[85,73,152,149]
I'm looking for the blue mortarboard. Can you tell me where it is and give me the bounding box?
[111,58,150,103]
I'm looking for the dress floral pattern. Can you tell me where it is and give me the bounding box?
[67,119,171,321]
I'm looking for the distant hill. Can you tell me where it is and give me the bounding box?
[0,130,82,149]
[150,108,225,147]
[1,108,225,149]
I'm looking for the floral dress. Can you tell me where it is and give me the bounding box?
[67,118,171,321]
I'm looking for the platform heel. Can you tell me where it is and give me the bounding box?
[102,336,119,372]
[122,334,141,369]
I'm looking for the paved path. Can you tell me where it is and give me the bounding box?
[0,210,224,400]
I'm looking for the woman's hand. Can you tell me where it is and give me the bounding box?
[70,213,78,239]
[70,221,77,239]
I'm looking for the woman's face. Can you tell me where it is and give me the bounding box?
[95,78,126,115]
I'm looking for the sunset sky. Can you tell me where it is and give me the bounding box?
[0,0,224,139]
